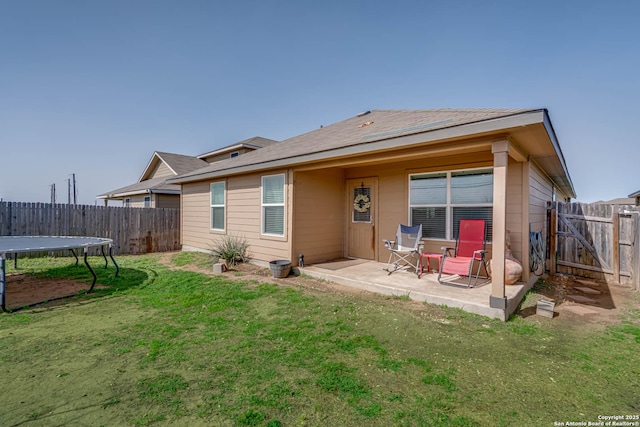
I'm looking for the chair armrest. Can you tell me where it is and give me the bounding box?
[472,249,487,260]
[383,240,395,249]
[441,246,454,256]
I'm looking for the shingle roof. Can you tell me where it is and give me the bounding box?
[97,177,180,198]
[170,108,536,183]
[153,152,209,176]
[197,136,279,159]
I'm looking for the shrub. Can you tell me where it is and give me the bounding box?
[210,234,251,268]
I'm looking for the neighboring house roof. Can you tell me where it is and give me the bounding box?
[168,108,576,198]
[97,177,182,199]
[594,197,636,205]
[139,152,209,182]
[629,190,640,198]
[197,136,279,160]
[98,151,208,199]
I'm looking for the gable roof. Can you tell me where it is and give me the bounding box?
[98,151,208,199]
[168,108,576,198]
[139,151,209,182]
[97,177,181,199]
[197,136,279,160]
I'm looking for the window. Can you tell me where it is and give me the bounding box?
[210,181,225,231]
[144,196,151,208]
[124,198,130,207]
[230,151,239,158]
[410,168,493,241]
[262,174,285,236]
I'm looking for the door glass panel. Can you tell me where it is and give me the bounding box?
[352,186,371,222]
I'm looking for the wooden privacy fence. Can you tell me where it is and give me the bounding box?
[0,202,180,255]
[548,201,640,290]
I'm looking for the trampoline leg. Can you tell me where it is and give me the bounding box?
[101,246,108,269]
[109,245,119,277]
[14,253,17,269]
[84,248,97,292]
[71,249,79,265]
[1,255,6,313]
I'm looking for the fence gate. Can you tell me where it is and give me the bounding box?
[549,202,640,290]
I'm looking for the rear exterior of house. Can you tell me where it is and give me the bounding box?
[171,109,575,308]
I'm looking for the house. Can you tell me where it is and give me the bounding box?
[168,109,576,311]
[594,197,636,205]
[97,137,278,207]
[629,190,640,206]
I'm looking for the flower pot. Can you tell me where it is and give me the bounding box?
[269,260,291,278]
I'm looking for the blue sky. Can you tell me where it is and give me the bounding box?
[1,0,638,205]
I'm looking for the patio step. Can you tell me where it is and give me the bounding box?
[574,286,601,295]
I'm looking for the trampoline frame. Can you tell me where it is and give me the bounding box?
[0,236,119,312]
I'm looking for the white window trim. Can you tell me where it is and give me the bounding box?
[210,181,226,232]
[409,167,493,241]
[144,195,151,208]
[261,173,286,237]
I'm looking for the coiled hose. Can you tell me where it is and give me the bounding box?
[529,231,545,276]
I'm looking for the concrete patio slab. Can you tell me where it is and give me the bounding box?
[302,259,532,321]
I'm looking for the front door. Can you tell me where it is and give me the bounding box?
[347,178,377,259]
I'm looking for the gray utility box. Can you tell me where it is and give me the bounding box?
[536,299,556,318]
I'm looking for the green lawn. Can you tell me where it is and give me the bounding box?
[1,252,639,426]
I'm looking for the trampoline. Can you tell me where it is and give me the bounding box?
[0,236,119,312]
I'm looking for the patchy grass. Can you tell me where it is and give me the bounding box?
[0,253,639,426]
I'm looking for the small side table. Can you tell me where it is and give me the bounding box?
[419,253,443,278]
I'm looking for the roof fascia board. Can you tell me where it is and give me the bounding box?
[170,111,547,184]
[155,153,178,176]
[110,188,180,198]
[139,152,178,182]
[541,110,576,198]
[139,153,159,182]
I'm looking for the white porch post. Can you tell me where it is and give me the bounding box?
[490,141,509,311]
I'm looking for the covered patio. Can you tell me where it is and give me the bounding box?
[302,258,533,320]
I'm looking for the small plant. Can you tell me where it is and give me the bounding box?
[210,234,251,268]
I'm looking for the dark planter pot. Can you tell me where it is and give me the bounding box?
[269,260,291,278]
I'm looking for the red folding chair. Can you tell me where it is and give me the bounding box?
[437,219,488,287]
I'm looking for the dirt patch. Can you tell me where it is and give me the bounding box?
[3,274,106,311]
[518,274,638,326]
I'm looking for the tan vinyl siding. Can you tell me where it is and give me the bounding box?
[156,194,180,209]
[124,194,152,208]
[529,161,553,234]
[181,171,291,263]
[150,161,174,179]
[293,169,344,263]
[344,152,494,263]
[506,159,524,263]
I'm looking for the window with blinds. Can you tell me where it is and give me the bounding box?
[410,168,493,241]
[210,181,225,231]
[262,174,285,236]
[352,186,371,222]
